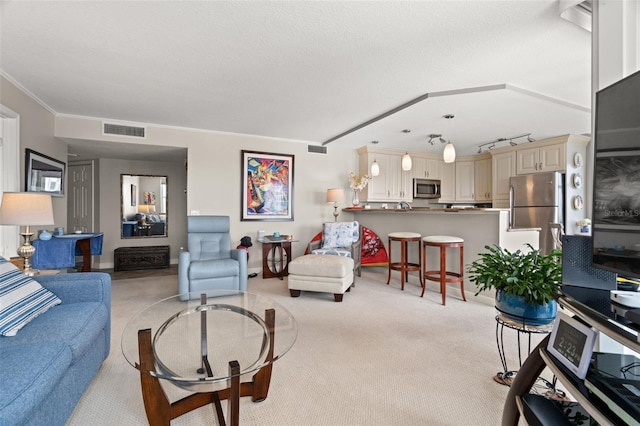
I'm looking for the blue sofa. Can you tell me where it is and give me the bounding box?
[0,272,111,426]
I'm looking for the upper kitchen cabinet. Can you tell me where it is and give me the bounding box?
[412,155,442,180]
[439,161,456,203]
[491,151,516,208]
[511,135,589,175]
[360,151,393,201]
[516,142,565,175]
[358,147,412,202]
[490,134,589,209]
[474,156,492,202]
[455,159,475,202]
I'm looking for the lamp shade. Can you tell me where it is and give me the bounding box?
[0,192,54,226]
[443,142,456,163]
[401,153,412,171]
[326,188,344,204]
[139,204,156,214]
[370,160,380,177]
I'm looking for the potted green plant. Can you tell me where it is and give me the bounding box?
[467,244,562,325]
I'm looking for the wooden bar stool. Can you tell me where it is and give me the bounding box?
[387,232,423,291]
[421,236,465,305]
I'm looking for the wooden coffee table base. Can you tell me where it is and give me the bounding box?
[136,309,275,426]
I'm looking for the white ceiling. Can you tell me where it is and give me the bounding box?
[0,1,592,161]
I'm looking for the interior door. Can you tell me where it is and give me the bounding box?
[68,162,94,233]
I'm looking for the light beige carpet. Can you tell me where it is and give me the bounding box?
[66,270,547,425]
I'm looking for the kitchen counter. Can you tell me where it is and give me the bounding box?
[344,207,500,213]
[341,208,540,304]
[344,207,541,232]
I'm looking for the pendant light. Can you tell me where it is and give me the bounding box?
[401,152,412,171]
[443,114,456,163]
[371,159,380,176]
[443,142,456,163]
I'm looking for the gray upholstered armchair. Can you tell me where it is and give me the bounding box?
[178,216,247,296]
[308,221,362,279]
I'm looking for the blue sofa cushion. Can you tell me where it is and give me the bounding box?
[0,258,61,336]
[0,342,71,425]
[189,258,239,279]
[0,302,108,363]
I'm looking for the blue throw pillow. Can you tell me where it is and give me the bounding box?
[0,257,61,336]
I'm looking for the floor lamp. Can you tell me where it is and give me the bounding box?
[326,188,344,222]
[0,192,54,275]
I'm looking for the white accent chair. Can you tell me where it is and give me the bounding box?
[307,221,362,281]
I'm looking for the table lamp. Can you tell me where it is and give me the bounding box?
[326,188,344,222]
[138,204,156,225]
[0,192,54,275]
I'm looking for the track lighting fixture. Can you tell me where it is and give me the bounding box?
[425,114,456,162]
[477,133,533,154]
[427,134,441,145]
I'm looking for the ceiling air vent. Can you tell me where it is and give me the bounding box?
[308,145,327,154]
[103,122,146,138]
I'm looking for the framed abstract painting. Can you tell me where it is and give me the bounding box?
[241,150,294,221]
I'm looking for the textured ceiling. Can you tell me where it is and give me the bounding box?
[0,1,592,160]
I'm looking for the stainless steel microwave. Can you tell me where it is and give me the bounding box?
[413,178,441,199]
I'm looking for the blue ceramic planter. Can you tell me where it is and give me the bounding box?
[495,290,557,325]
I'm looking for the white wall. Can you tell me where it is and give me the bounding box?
[55,115,358,272]
[96,157,187,269]
[0,76,68,227]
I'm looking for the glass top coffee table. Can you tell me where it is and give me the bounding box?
[122,291,297,425]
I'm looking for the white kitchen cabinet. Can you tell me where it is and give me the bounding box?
[358,148,412,202]
[491,151,516,206]
[439,162,456,202]
[516,143,565,175]
[386,154,413,201]
[474,157,492,202]
[455,160,475,202]
[360,152,393,201]
[401,168,413,201]
[412,156,442,180]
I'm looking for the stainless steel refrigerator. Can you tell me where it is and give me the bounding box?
[509,171,563,255]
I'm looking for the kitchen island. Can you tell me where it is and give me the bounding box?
[342,208,539,304]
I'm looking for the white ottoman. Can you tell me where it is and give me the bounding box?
[288,254,355,302]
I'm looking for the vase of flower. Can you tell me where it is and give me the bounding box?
[352,190,360,207]
[348,172,371,207]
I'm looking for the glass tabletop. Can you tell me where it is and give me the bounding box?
[121,291,297,392]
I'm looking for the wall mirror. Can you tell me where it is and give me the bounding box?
[121,174,168,238]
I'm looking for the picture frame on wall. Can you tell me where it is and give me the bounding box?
[131,184,137,206]
[241,150,294,221]
[25,149,66,197]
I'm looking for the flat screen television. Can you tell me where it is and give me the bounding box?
[591,69,640,280]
